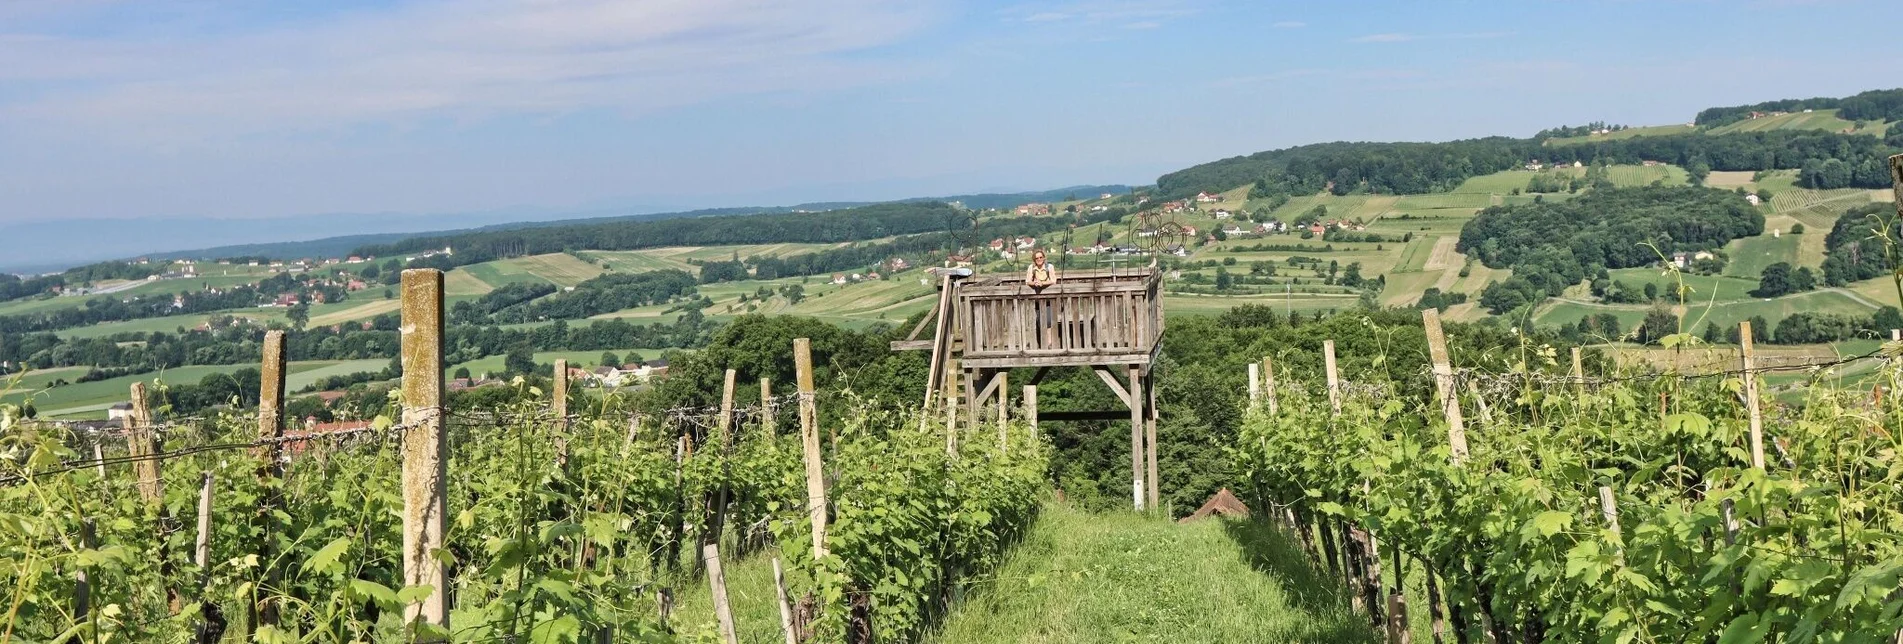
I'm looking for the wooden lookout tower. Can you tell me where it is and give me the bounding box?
[894,266,1165,510]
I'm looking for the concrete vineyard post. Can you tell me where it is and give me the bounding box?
[1024,385,1038,441]
[1323,340,1341,414]
[1740,321,1765,469]
[761,377,775,437]
[1599,485,1624,564]
[704,544,738,644]
[1422,309,1469,462]
[399,268,449,637]
[794,338,828,559]
[1147,370,1160,512]
[997,371,1009,431]
[1248,362,1261,404]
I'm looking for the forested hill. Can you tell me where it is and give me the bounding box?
[1156,129,1902,199]
[1155,88,1903,199]
[355,201,969,269]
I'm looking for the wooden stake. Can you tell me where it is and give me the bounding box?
[997,372,1010,449]
[719,369,737,443]
[74,518,93,630]
[553,359,571,469]
[1323,340,1341,414]
[1262,357,1279,416]
[1599,486,1624,564]
[1740,321,1765,469]
[1147,370,1160,512]
[399,268,449,637]
[761,377,775,437]
[773,558,798,644]
[92,443,105,477]
[1422,310,1469,462]
[258,330,287,464]
[713,368,737,546]
[704,544,738,644]
[1571,346,1585,399]
[1023,385,1038,441]
[127,382,161,505]
[794,338,828,559]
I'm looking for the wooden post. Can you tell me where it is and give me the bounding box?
[997,372,1010,449]
[258,330,287,463]
[1740,321,1765,469]
[719,369,737,442]
[773,558,798,644]
[1024,385,1038,441]
[704,544,738,644]
[761,377,775,437]
[713,368,737,546]
[399,268,449,637]
[1147,370,1160,512]
[1570,346,1585,396]
[794,338,828,559]
[553,359,570,424]
[1129,364,1145,512]
[127,382,161,505]
[1248,362,1261,405]
[1323,340,1341,414]
[1262,357,1279,416]
[1422,310,1469,462]
[92,443,105,477]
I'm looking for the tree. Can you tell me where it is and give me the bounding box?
[1753,262,1814,297]
[1214,267,1234,290]
[1702,322,1721,344]
[453,366,472,380]
[504,344,537,376]
[600,351,621,367]
[287,301,310,330]
[1789,223,1805,234]
[1635,305,1680,345]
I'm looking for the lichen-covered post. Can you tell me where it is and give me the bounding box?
[400,268,449,637]
[127,382,162,505]
[255,330,287,629]
[794,338,828,559]
[552,359,570,425]
[1323,340,1341,414]
[760,377,775,437]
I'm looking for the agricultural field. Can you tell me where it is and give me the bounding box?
[1543,123,1697,145]
[1723,230,1805,278]
[1534,288,1878,338]
[1706,109,1887,136]
[446,348,670,380]
[1,360,382,418]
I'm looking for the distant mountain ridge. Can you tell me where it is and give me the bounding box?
[3,185,1131,274]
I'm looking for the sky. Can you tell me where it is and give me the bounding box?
[2,0,1900,226]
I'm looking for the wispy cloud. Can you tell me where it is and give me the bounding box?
[1350,31,1512,43]
[1,0,939,138]
[1272,20,1306,28]
[1003,0,1201,26]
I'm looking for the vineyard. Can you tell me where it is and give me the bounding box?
[1238,311,1903,642]
[0,271,1046,643]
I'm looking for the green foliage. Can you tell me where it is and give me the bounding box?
[1237,343,1903,642]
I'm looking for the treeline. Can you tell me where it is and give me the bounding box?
[487,270,699,324]
[1461,187,1762,313]
[0,261,169,304]
[1534,122,1627,139]
[0,272,321,334]
[355,201,968,271]
[1155,126,1901,198]
[0,309,717,373]
[748,207,1129,280]
[1821,203,1903,286]
[1694,88,1903,128]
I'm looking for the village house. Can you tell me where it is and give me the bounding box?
[831,274,848,285]
[1212,209,1233,219]
[1194,191,1224,203]
[107,402,134,421]
[887,257,911,271]
[1013,203,1051,216]
[1745,194,1761,206]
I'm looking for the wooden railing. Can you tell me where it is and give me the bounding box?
[958,268,1162,363]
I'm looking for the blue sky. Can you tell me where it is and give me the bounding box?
[1,0,1898,224]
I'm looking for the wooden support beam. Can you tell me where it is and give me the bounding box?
[1129,364,1145,512]
[774,558,798,644]
[920,275,956,408]
[1092,365,1133,408]
[1146,369,1159,512]
[794,338,828,560]
[399,268,449,637]
[1740,321,1765,469]
[1026,366,1051,386]
[1035,410,1129,422]
[1422,309,1469,463]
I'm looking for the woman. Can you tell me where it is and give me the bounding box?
[1024,249,1058,346]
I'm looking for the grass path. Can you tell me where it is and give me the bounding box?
[926,502,1371,643]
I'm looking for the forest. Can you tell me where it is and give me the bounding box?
[1819,202,1901,287]
[0,260,169,304]
[1156,123,1902,199]
[1457,187,1763,313]
[1694,87,1903,127]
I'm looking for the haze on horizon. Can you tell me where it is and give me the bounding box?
[2,0,1899,226]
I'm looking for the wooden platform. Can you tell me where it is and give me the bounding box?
[956,267,1163,370]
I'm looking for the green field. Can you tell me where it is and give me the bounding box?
[447,348,669,379]
[1536,288,1879,339]
[1723,231,1804,278]
[1706,109,1886,136]
[1,360,379,419]
[1544,124,1698,146]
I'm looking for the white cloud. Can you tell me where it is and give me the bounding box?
[0,0,939,138]
[1001,0,1201,27]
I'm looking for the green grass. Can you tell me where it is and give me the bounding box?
[1724,232,1803,278]
[1389,235,1438,273]
[1606,268,1761,303]
[447,348,667,379]
[1535,289,1880,339]
[286,359,393,390]
[926,502,1372,643]
[1706,109,1877,136]
[57,311,287,340]
[2,362,341,418]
